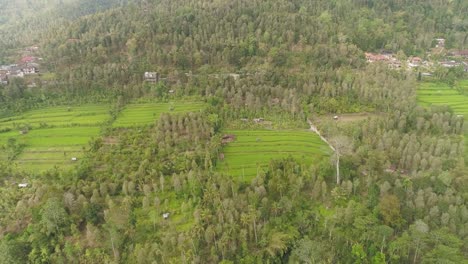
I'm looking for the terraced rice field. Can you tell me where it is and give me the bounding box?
[217,129,331,180]
[0,105,109,130]
[417,81,468,159]
[113,101,205,128]
[0,105,109,171]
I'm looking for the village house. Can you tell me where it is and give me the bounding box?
[144,72,160,82]
[407,57,422,68]
[1,64,17,71]
[365,52,389,63]
[8,70,24,78]
[22,66,38,75]
[253,118,264,123]
[440,60,461,68]
[435,38,445,48]
[449,50,468,58]
[20,56,37,64]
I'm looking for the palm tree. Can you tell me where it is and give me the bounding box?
[265,231,290,258]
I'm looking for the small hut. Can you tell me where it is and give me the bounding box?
[253,118,264,123]
[221,134,236,144]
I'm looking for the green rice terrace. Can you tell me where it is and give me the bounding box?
[217,129,331,180]
[417,80,468,159]
[0,105,110,171]
[0,101,206,172]
[112,101,205,128]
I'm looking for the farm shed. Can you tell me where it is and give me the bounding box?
[221,134,236,144]
[144,72,160,82]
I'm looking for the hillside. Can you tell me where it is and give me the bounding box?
[0,0,466,263]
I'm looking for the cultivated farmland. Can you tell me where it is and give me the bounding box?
[217,129,331,180]
[0,105,110,171]
[0,105,109,130]
[113,101,205,128]
[417,81,468,159]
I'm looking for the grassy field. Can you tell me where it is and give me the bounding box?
[113,101,205,128]
[417,81,468,159]
[217,129,331,180]
[0,105,109,172]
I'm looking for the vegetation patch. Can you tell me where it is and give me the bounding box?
[217,129,331,180]
[417,81,468,159]
[112,101,205,128]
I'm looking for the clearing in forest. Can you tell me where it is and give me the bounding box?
[112,101,205,128]
[0,105,109,171]
[217,129,331,180]
[417,81,468,159]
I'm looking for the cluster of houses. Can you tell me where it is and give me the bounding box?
[364,52,402,69]
[0,55,41,85]
[365,38,468,74]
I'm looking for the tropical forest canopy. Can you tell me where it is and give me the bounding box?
[0,0,466,263]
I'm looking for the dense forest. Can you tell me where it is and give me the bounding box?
[0,0,467,263]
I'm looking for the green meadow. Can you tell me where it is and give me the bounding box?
[217,129,331,180]
[417,81,468,159]
[113,101,205,128]
[0,105,109,172]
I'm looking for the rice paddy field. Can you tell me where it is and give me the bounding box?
[0,101,205,172]
[0,105,110,131]
[417,81,468,159]
[112,101,205,128]
[0,105,109,172]
[217,129,331,180]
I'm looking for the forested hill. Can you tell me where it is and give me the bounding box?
[0,0,445,98]
[0,0,128,61]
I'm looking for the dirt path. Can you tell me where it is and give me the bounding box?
[307,119,335,152]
